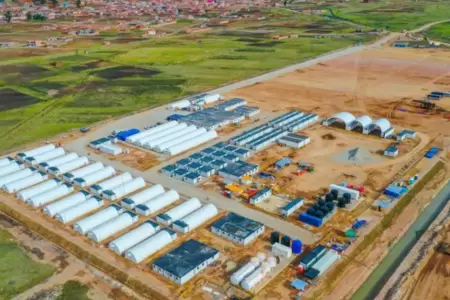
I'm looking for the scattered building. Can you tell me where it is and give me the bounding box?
[249,187,272,205]
[211,213,265,245]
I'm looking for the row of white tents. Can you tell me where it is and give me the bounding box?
[126,121,218,156]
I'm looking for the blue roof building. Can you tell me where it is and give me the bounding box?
[161,164,177,176]
[275,157,292,169]
[218,161,259,182]
[211,213,265,245]
[280,198,304,217]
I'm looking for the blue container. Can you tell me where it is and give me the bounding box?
[299,213,323,227]
[292,239,302,254]
[116,128,140,141]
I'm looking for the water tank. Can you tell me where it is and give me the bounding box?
[270,231,280,245]
[292,239,302,254]
[330,189,338,199]
[281,235,291,247]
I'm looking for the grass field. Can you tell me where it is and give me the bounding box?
[0,229,55,300]
[57,281,90,300]
[325,0,450,31]
[0,18,374,152]
[425,22,450,42]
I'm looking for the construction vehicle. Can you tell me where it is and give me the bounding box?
[412,99,436,110]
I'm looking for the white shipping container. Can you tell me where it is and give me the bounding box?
[0,168,35,187]
[0,162,23,177]
[121,184,165,209]
[62,161,102,181]
[155,128,207,152]
[87,212,138,243]
[73,205,123,235]
[109,221,159,254]
[145,125,197,149]
[135,190,180,216]
[3,172,47,193]
[38,153,78,171]
[27,183,74,208]
[17,144,55,161]
[43,190,91,217]
[271,243,292,258]
[166,130,218,156]
[17,179,61,201]
[55,197,104,224]
[136,123,187,146]
[102,177,145,201]
[90,172,132,196]
[49,157,90,176]
[125,229,176,263]
[99,144,122,156]
[126,121,178,143]
[73,166,116,188]
[26,147,65,166]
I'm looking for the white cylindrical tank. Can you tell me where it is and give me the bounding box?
[166,130,218,156]
[38,153,78,171]
[145,125,197,149]
[126,121,178,143]
[155,128,207,152]
[0,161,24,177]
[43,190,91,217]
[135,190,180,216]
[168,99,191,110]
[0,168,35,187]
[230,258,260,285]
[136,123,187,146]
[17,179,61,201]
[102,177,145,201]
[0,157,14,167]
[109,221,159,254]
[73,205,123,235]
[175,204,218,232]
[156,198,201,225]
[62,161,103,181]
[125,229,176,263]
[27,183,74,208]
[87,211,138,243]
[17,144,55,161]
[120,184,164,209]
[49,157,90,176]
[73,166,116,187]
[241,266,267,291]
[204,93,221,104]
[55,197,104,224]
[89,172,132,196]
[3,172,48,193]
[26,147,65,166]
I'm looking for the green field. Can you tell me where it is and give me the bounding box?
[57,281,90,300]
[0,229,55,300]
[325,0,450,31]
[425,21,450,42]
[0,17,374,152]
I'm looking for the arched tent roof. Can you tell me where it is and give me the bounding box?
[371,118,391,133]
[330,112,356,126]
[353,115,373,129]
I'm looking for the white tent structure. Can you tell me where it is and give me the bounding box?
[27,183,74,208]
[3,172,48,193]
[87,211,138,243]
[0,157,14,167]
[165,130,218,156]
[55,196,104,224]
[136,123,187,147]
[26,147,65,166]
[89,172,133,196]
[102,177,145,201]
[172,204,218,233]
[17,144,55,161]
[62,161,103,182]
[73,204,123,235]
[0,168,36,187]
[43,190,91,217]
[135,190,180,216]
[126,121,178,144]
[49,157,90,176]
[156,198,201,226]
[120,184,165,209]
[109,221,159,254]
[155,128,207,152]
[125,229,177,263]
[17,178,62,201]
[144,125,197,149]
[0,161,24,176]
[73,166,116,188]
[38,153,78,172]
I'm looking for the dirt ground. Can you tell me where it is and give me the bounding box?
[226,47,450,137]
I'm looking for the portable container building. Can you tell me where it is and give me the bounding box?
[241,265,269,291]
[43,190,91,217]
[160,164,177,177]
[99,143,123,156]
[145,125,197,149]
[172,204,218,233]
[38,153,78,172]
[25,147,65,166]
[165,131,218,156]
[49,157,90,177]
[136,123,187,146]
[135,190,180,216]
[125,229,177,263]
[3,172,48,193]
[249,188,272,205]
[230,258,260,285]
[0,168,36,187]
[384,146,399,158]
[73,166,116,188]
[168,99,191,110]
[87,211,139,243]
[126,121,178,143]
[55,196,103,224]
[155,128,207,152]
[121,184,165,209]
[0,161,25,177]
[16,144,55,161]
[102,177,146,201]
[183,172,202,185]
[309,250,340,277]
[109,220,160,254]
[89,172,132,196]
[299,245,327,270]
[271,242,292,258]
[280,198,304,217]
[73,204,123,235]
[27,183,74,208]
[0,156,14,167]
[17,178,61,201]
[156,198,202,226]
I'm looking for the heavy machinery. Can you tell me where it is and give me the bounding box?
[412,99,436,110]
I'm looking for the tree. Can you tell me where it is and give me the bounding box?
[4,11,13,24]
[76,0,81,8]
[40,0,46,4]
[51,0,58,5]
[26,12,32,21]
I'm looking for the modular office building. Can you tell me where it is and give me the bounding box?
[152,239,219,285]
[211,213,265,245]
